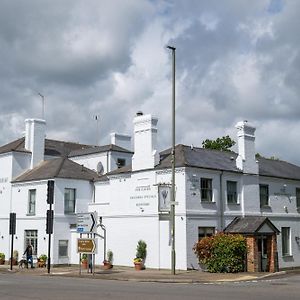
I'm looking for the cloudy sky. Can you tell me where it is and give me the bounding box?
[1,0,300,165]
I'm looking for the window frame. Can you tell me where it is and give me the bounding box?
[198,227,215,241]
[296,188,300,209]
[64,188,76,214]
[260,184,269,208]
[281,227,291,257]
[28,189,36,215]
[117,158,126,168]
[200,178,213,202]
[58,240,69,258]
[227,181,238,204]
[24,230,38,255]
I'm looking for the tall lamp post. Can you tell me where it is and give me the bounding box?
[166,45,176,275]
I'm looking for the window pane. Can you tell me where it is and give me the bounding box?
[282,227,291,256]
[24,230,38,255]
[260,185,269,207]
[201,178,212,202]
[296,188,300,208]
[64,188,76,214]
[59,240,68,258]
[198,227,215,241]
[227,181,237,204]
[28,189,36,215]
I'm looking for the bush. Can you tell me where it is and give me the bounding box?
[0,253,5,260]
[193,233,247,273]
[38,254,47,261]
[135,240,147,261]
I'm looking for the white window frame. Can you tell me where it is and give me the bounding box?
[200,178,213,202]
[282,227,291,257]
[64,188,76,214]
[28,189,36,215]
[24,230,38,255]
[227,181,238,204]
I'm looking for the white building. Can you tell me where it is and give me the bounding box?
[0,114,300,271]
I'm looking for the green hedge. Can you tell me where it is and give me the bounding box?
[193,233,247,273]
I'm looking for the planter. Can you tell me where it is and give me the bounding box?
[9,258,18,266]
[0,259,5,265]
[81,260,88,269]
[134,262,144,271]
[37,259,46,268]
[103,261,113,270]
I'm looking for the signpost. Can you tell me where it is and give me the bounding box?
[77,238,97,253]
[77,212,97,234]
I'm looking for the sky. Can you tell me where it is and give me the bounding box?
[1,0,300,165]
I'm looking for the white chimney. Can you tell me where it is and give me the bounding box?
[25,119,46,169]
[235,121,258,174]
[132,112,159,171]
[110,133,131,150]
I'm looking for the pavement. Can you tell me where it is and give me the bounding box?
[0,263,290,283]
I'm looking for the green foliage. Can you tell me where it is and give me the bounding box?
[0,252,5,260]
[38,254,47,261]
[13,250,18,259]
[81,253,87,261]
[193,233,247,273]
[202,135,236,152]
[136,240,147,260]
[107,250,113,263]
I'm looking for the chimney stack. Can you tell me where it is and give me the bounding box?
[132,113,159,171]
[235,121,258,174]
[25,119,46,169]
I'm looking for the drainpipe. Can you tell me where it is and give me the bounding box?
[219,171,224,231]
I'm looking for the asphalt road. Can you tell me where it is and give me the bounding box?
[1,273,300,300]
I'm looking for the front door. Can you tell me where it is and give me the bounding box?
[257,236,268,272]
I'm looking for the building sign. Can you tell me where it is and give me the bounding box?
[158,185,171,212]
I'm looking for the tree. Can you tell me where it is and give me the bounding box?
[202,135,235,152]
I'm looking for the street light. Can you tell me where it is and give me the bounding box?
[166,45,176,275]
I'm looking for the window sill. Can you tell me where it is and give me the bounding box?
[282,254,293,258]
[260,205,271,209]
[201,201,216,204]
[64,212,76,215]
[26,213,36,216]
[227,202,240,206]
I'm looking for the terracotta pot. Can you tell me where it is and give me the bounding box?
[0,259,5,265]
[134,262,144,271]
[81,260,88,269]
[103,261,113,270]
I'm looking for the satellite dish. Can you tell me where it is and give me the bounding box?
[97,162,104,175]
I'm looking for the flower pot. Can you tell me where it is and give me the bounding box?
[0,259,5,265]
[81,259,88,269]
[134,262,144,271]
[103,261,113,270]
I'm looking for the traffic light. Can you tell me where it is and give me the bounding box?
[9,212,16,235]
[47,180,54,204]
[46,210,53,234]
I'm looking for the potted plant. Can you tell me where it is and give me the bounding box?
[81,254,88,269]
[103,250,113,270]
[0,253,5,265]
[37,254,47,268]
[133,240,147,271]
[10,250,18,265]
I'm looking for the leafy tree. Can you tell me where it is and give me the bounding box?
[202,135,236,152]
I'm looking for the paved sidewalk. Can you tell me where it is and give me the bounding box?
[0,264,286,283]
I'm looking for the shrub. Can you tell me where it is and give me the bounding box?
[135,240,147,261]
[106,250,113,263]
[38,254,47,261]
[193,233,247,273]
[0,253,5,260]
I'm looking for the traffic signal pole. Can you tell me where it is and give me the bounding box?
[46,180,54,274]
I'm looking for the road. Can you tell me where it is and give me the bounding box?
[1,273,300,300]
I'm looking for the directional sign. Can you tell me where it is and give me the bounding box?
[77,238,97,254]
[77,212,97,233]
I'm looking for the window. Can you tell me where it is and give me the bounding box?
[58,240,68,258]
[282,227,291,256]
[117,158,126,168]
[64,188,76,214]
[201,178,212,202]
[260,184,269,207]
[28,189,36,215]
[198,227,215,241]
[296,188,300,209]
[227,181,237,204]
[24,230,38,255]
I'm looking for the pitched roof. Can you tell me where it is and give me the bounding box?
[12,157,100,183]
[0,137,93,157]
[100,144,300,182]
[68,144,133,157]
[224,216,280,234]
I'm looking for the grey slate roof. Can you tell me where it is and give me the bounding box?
[68,144,133,157]
[224,216,280,234]
[98,144,300,182]
[0,137,93,157]
[12,157,100,183]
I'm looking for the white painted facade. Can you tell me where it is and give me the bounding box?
[1,115,300,271]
